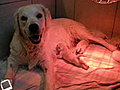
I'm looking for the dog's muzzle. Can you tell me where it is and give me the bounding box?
[29,23,42,44]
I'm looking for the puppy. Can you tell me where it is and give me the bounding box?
[5,4,117,90]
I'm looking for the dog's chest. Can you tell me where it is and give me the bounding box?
[10,46,29,64]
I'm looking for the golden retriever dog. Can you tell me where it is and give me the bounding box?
[5,4,119,90]
[5,4,51,89]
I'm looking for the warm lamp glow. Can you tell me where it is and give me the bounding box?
[92,0,120,4]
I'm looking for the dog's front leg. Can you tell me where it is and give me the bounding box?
[44,52,55,90]
[5,58,18,81]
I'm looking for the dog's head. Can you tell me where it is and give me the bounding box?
[14,4,51,44]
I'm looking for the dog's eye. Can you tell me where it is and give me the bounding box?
[36,13,42,19]
[21,16,28,21]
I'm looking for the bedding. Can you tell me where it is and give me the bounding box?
[55,44,120,90]
[0,60,44,90]
[0,44,120,90]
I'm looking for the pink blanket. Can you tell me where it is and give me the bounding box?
[55,44,120,90]
[1,44,120,90]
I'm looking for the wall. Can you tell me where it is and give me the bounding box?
[0,0,120,58]
[0,0,55,58]
[55,0,120,37]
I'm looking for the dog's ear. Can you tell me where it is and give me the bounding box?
[13,9,20,35]
[14,8,24,37]
[41,5,52,24]
[36,4,52,26]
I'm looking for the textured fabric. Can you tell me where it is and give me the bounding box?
[0,60,7,78]
[0,44,120,89]
[55,44,120,90]
[0,61,44,90]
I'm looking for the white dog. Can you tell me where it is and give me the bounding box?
[5,4,51,90]
[5,4,118,90]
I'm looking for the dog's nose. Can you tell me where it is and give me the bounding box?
[29,23,39,33]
